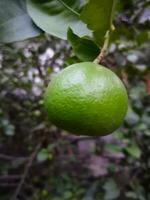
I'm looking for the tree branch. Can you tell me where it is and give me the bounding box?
[11,141,43,200]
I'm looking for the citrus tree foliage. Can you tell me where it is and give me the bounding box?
[26,0,91,39]
[0,0,117,61]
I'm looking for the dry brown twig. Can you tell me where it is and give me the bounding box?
[11,139,44,200]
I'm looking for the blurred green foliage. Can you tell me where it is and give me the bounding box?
[0,0,150,199]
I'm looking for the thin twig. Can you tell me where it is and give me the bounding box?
[0,183,18,187]
[11,141,43,200]
[0,154,27,161]
[0,175,21,180]
[0,154,16,161]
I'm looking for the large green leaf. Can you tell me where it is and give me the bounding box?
[0,0,42,43]
[27,0,92,40]
[67,28,99,61]
[80,0,116,44]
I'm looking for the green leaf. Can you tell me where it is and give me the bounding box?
[37,149,49,162]
[0,0,42,43]
[27,0,92,40]
[125,106,140,127]
[125,143,141,159]
[129,82,146,100]
[63,191,73,199]
[5,124,15,136]
[67,28,99,61]
[103,179,119,200]
[126,192,137,199]
[64,56,80,66]
[80,0,116,44]
[141,108,150,128]
[136,31,150,45]
[105,143,122,153]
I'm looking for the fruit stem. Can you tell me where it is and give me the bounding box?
[93,30,110,64]
[94,0,116,64]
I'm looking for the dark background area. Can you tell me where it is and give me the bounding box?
[0,0,150,199]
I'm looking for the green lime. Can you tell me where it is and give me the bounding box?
[44,62,128,136]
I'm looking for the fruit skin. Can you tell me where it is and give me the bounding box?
[44,62,128,136]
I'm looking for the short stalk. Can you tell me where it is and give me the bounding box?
[93,30,110,64]
[94,0,117,64]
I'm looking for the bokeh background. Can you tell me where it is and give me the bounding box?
[0,1,150,199]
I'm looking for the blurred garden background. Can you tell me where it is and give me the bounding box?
[0,0,150,199]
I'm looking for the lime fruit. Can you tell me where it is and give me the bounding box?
[44,62,128,136]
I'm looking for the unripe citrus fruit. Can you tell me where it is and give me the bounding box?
[44,62,128,136]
